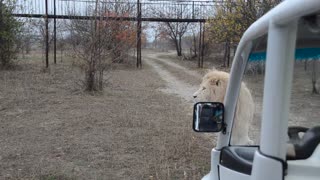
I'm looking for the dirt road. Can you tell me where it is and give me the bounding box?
[143,51,201,104]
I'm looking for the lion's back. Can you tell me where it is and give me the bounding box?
[237,82,255,124]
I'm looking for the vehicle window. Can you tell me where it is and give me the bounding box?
[230,54,266,145]
[289,49,320,130]
[231,48,320,146]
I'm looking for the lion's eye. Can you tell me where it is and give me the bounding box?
[202,87,206,90]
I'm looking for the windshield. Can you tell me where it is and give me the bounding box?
[234,47,320,145]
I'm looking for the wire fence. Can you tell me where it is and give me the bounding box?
[13,0,219,21]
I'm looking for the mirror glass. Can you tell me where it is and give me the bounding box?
[193,102,224,132]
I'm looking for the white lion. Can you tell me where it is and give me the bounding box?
[193,70,255,145]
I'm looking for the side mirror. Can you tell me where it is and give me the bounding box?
[193,102,225,132]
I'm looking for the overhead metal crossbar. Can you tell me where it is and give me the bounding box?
[11,0,221,68]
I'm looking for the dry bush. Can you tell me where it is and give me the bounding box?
[0,0,22,69]
[68,3,135,91]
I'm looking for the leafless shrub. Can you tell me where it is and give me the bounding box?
[68,2,134,91]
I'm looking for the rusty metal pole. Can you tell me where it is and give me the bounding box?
[192,1,194,19]
[201,22,205,68]
[198,22,202,68]
[54,0,57,64]
[180,4,182,18]
[136,0,142,68]
[139,3,142,68]
[0,1,3,29]
[136,0,139,68]
[45,0,49,68]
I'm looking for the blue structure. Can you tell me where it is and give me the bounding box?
[248,48,320,62]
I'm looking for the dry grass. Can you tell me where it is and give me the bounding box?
[1,51,318,180]
[0,52,213,179]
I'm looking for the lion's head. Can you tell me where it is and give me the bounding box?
[193,70,229,102]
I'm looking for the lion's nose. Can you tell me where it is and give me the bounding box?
[193,95,197,98]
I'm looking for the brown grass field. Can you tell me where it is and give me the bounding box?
[0,50,319,179]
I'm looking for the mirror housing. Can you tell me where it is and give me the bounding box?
[193,102,225,132]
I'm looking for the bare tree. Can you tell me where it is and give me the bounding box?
[190,24,199,58]
[151,3,190,57]
[164,22,189,56]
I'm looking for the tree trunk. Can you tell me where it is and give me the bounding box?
[312,59,319,94]
[193,33,197,57]
[98,69,103,91]
[87,54,96,91]
[26,41,31,54]
[0,1,3,66]
[60,48,63,62]
[87,69,96,91]
[223,41,231,67]
[223,42,227,67]
[87,43,97,91]
[178,36,182,56]
[0,1,2,28]
[227,43,231,67]
[174,39,182,57]
[22,48,25,58]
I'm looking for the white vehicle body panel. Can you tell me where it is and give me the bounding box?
[286,145,320,180]
[219,165,249,180]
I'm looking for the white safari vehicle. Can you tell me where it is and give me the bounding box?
[193,0,320,180]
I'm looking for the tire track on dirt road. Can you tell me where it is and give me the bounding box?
[145,53,203,79]
[143,53,200,104]
[143,52,217,146]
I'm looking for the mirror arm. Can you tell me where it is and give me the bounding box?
[222,123,227,134]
